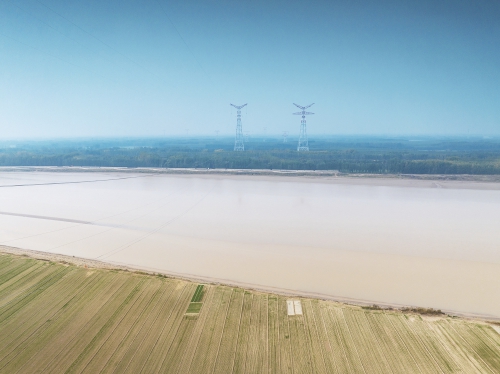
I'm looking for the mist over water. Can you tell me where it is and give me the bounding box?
[1,171,500,317]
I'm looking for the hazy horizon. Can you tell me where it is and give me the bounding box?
[1,0,499,138]
[1,134,499,143]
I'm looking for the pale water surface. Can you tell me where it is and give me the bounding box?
[1,172,500,317]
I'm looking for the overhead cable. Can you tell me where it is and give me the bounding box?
[36,0,159,79]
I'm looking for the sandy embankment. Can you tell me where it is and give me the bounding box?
[0,245,498,323]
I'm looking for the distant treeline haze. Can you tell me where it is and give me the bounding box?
[1,137,499,174]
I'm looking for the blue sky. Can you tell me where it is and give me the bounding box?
[1,0,499,138]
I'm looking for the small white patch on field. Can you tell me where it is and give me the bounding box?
[287,300,302,315]
[293,300,303,315]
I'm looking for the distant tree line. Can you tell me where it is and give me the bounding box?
[1,137,499,175]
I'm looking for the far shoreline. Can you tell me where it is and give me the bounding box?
[1,166,500,190]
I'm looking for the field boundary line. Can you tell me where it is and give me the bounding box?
[0,264,58,313]
[361,312,396,374]
[265,295,269,374]
[285,298,295,374]
[362,312,396,373]
[278,297,282,373]
[400,315,445,374]
[65,280,144,373]
[0,262,43,298]
[2,271,91,371]
[98,280,164,373]
[327,307,352,372]
[5,271,91,363]
[317,302,339,373]
[211,288,234,373]
[0,266,68,320]
[156,288,200,372]
[37,272,121,373]
[189,286,226,372]
[339,308,368,374]
[0,260,39,289]
[0,267,71,367]
[0,262,46,293]
[137,283,191,374]
[177,285,216,372]
[229,289,246,373]
[298,303,319,373]
[350,312,378,372]
[0,263,51,300]
[153,283,201,373]
[440,321,492,372]
[242,293,254,373]
[305,300,328,373]
[465,323,500,357]
[384,314,424,373]
[117,281,177,374]
[430,321,472,373]
[48,275,135,372]
[395,315,450,373]
[445,321,496,373]
[0,266,77,348]
[79,281,148,373]
[267,295,271,374]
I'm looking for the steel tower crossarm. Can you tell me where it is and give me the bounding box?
[230,103,247,110]
[293,111,314,116]
[293,103,314,110]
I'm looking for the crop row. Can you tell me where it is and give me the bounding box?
[191,284,205,302]
[1,254,500,373]
[0,268,93,372]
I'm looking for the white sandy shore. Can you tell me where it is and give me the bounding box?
[2,166,500,189]
[1,170,500,319]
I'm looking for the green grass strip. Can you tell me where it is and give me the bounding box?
[191,285,204,302]
[186,302,203,314]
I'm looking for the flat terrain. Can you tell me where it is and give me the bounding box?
[1,171,500,318]
[1,253,499,373]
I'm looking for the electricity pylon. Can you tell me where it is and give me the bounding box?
[282,131,288,143]
[231,103,247,151]
[293,103,314,151]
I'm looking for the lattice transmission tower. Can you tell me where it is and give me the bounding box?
[231,103,247,151]
[293,103,314,151]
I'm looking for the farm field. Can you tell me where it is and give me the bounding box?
[0,253,499,373]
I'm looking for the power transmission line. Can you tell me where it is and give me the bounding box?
[0,31,110,82]
[36,0,159,79]
[155,0,215,86]
[6,0,92,53]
